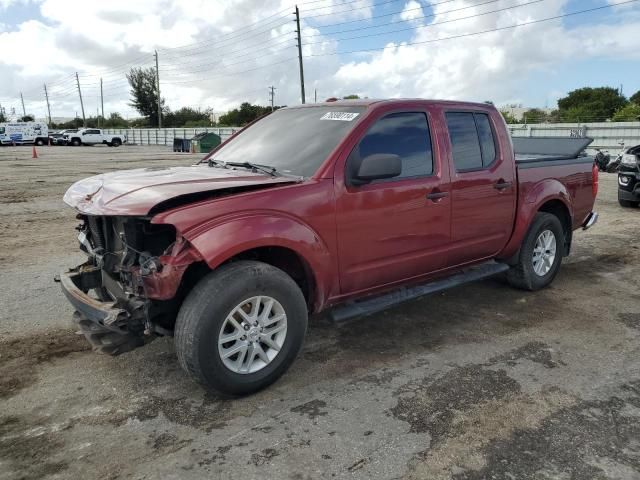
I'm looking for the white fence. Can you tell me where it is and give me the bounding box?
[508,121,640,153]
[103,127,241,147]
[108,121,640,154]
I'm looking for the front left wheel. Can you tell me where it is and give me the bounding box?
[175,261,308,396]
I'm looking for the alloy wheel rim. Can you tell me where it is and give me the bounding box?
[218,296,287,374]
[532,229,557,276]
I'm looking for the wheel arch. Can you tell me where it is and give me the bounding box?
[170,214,334,313]
[498,189,574,264]
[537,198,572,255]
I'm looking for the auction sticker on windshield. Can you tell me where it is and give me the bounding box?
[320,112,360,121]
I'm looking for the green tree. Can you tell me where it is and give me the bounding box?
[630,90,640,105]
[164,107,211,127]
[612,103,640,122]
[218,102,278,126]
[557,87,627,122]
[0,110,6,123]
[342,94,360,99]
[20,114,35,122]
[522,108,548,123]
[126,67,165,127]
[102,112,129,128]
[500,110,518,124]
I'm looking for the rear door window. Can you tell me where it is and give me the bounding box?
[475,114,496,166]
[446,112,497,171]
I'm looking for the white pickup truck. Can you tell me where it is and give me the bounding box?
[64,128,127,147]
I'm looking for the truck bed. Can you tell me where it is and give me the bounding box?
[513,136,596,230]
[513,136,594,167]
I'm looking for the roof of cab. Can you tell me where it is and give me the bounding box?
[288,98,496,109]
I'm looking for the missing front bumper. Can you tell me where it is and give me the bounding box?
[57,266,146,355]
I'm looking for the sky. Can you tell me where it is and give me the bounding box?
[0,0,639,120]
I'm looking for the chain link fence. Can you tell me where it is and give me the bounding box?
[107,122,640,155]
[103,127,240,147]
[508,121,640,153]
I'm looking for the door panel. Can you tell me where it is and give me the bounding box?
[335,109,451,294]
[445,111,516,265]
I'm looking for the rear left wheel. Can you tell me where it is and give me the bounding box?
[175,261,308,396]
[507,212,564,291]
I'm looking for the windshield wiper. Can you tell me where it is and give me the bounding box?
[222,161,280,177]
[207,158,303,180]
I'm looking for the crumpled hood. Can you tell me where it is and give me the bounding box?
[63,164,296,216]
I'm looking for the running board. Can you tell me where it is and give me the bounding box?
[330,261,510,323]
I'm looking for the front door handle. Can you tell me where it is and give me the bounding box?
[426,190,449,201]
[494,180,513,190]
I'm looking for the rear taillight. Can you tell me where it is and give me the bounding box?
[592,162,599,198]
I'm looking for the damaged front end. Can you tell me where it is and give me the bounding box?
[58,215,201,355]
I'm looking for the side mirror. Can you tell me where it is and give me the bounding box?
[353,153,401,184]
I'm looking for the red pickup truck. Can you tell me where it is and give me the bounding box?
[59,99,598,395]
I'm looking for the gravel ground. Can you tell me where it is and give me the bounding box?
[1,144,639,480]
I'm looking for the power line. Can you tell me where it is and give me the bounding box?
[301,0,405,14]
[304,0,462,30]
[157,13,293,54]
[304,0,501,38]
[303,0,543,46]
[160,46,295,77]
[160,57,298,85]
[305,0,640,56]
[160,39,296,72]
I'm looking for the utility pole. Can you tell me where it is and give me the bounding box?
[100,77,104,127]
[75,72,86,127]
[44,84,52,126]
[294,5,306,104]
[268,86,276,111]
[314,88,317,103]
[154,50,162,128]
[20,92,26,117]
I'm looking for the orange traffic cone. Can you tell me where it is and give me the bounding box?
[32,146,38,159]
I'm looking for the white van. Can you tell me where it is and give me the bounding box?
[0,122,49,145]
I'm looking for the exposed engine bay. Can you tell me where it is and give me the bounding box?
[60,214,203,353]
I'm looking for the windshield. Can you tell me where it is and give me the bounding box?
[0,127,4,134]
[211,106,366,177]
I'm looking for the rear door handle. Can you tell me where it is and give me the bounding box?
[494,180,513,190]
[426,191,449,201]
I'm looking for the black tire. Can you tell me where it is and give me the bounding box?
[506,212,565,291]
[175,260,308,396]
[71,138,81,146]
[619,198,639,208]
[35,138,44,146]
[112,139,122,147]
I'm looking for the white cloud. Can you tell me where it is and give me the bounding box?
[328,0,640,105]
[1,0,639,120]
[399,0,424,24]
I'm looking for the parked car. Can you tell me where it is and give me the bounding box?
[0,121,49,145]
[618,144,640,207]
[58,99,599,395]
[48,132,66,145]
[64,128,126,147]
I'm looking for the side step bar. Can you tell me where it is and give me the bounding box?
[330,261,510,323]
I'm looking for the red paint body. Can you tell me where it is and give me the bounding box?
[65,100,597,313]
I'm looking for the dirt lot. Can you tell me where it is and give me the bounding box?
[1,144,639,480]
